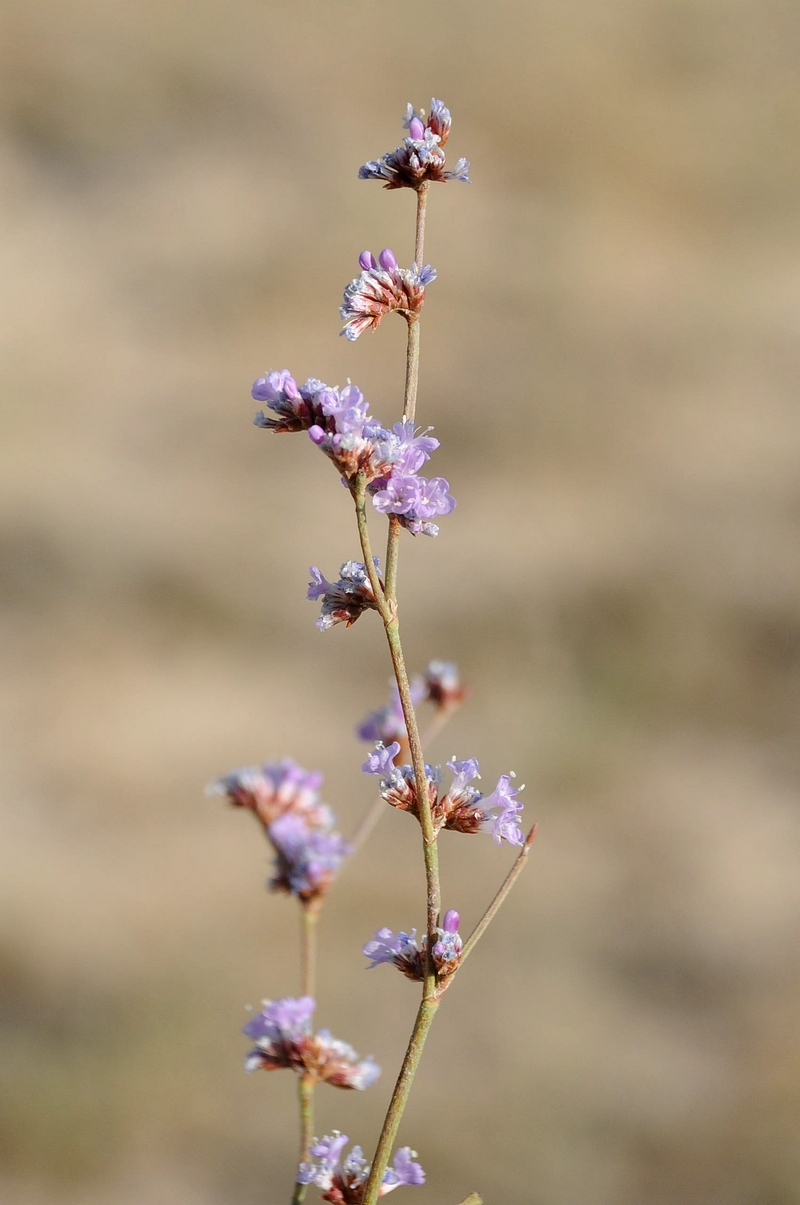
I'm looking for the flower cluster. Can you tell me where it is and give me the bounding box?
[298,1132,425,1202]
[269,814,351,903]
[363,910,463,982]
[207,760,350,903]
[253,372,455,536]
[423,659,469,711]
[363,747,526,845]
[244,997,380,1090]
[340,248,436,341]
[308,560,383,631]
[206,759,332,830]
[356,660,468,746]
[359,99,470,190]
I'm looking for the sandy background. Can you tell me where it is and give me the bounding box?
[1,1,799,1202]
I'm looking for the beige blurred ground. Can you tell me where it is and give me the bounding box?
[1,1,800,1202]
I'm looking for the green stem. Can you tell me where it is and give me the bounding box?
[290,1074,315,1205]
[360,997,440,1205]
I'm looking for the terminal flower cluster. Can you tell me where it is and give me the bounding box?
[298,1132,425,1202]
[340,248,436,341]
[358,99,470,190]
[363,747,525,845]
[253,373,455,536]
[208,760,350,903]
[244,997,380,1090]
[363,910,463,982]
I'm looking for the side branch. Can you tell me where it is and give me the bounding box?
[456,825,538,971]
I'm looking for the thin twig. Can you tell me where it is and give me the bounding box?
[456,825,538,972]
[300,904,318,998]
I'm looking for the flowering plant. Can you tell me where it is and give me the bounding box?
[208,100,535,1205]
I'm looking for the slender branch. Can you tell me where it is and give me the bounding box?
[456,825,537,972]
[300,904,318,998]
[360,997,440,1205]
[290,1074,315,1205]
[414,182,429,274]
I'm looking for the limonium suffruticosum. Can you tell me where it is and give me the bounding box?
[208,100,536,1205]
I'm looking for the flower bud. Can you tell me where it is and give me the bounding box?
[378,247,398,271]
[408,116,426,140]
[358,250,377,271]
[443,908,460,933]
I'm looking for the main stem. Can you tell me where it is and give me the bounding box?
[361,997,439,1204]
[359,183,439,1205]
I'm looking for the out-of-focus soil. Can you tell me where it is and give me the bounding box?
[1,2,799,1202]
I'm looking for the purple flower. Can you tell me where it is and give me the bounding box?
[385,1147,427,1188]
[371,473,421,517]
[480,774,525,846]
[438,760,526,843]
[298,1134,425,1199]
[252,372,329,434]
[446,757,481,793]
[371,473,456,538]
[363,927,420,973]
[363,914,463,980]
[340,253,436,341]
[384,421,439,473]
[252,374,455,535]
[356,677,425,745]
[268,813,351,902]
[308,560,382,631]
[359,98,470,190]
[243,995,314,1045]
[361,741,402,777]
[245,1001,380,1090]
[206,759,333,830]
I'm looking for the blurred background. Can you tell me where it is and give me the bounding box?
[1,1,799,1202]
